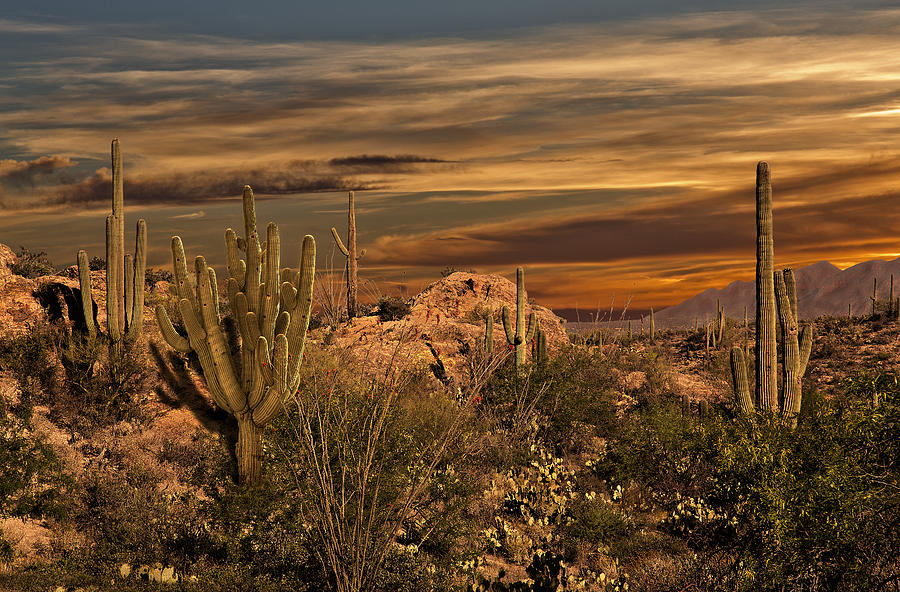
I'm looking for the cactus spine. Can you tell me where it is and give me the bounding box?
[76,139,147,343]
[155,186,316,485]
[331,191,363,319]
[501,267,536,368]
[731,163,814,423]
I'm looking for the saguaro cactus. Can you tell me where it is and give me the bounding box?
[331,191,364,319]
[649,307,655,343]
[730,163,814,423]
[754,161,778,411]
[502,267,536,368]
[76,139,147,344]
[532,322,548,365]
[155,186,316,485]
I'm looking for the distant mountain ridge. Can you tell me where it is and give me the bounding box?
[655,258,900,327]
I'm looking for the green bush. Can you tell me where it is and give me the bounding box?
[656,381,899,590]
[0,414,70,523]
[0,323,57,420]
[483,347,618,454]
[563,497,633,546]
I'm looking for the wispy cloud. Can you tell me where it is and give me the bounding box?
[4,7,900,307]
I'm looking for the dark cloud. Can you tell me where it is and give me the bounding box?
[48,164,376,208]
[329,154,447,167]
[0,155,75,186]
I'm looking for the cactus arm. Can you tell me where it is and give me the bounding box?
[783,268,798,322]
[195,256,245,412]
[275,310,290,336]
[285,235,316,394]
[525,312,536,342]
[154,305,191,353]
[76,250,97,337]
[273,333,289,394]
[485,313,493,353]
[225,229,247,289]
[234,292,251,339]
[131,219,147,338]
[106,216,120,342]
[259,223,281,345]
[241,185,258,244]
[176,298,232,414]
[245,311,261,343]
[730,346,753,414]
[331,227,350,256]
[775,270,802,420]
[755,162,778,411]
[208,267,220,321]
[124,253,134,333]
[256,336,274,386]
[799,323,814,376]
[170,237,194,302]
[281,282,298,310]
[227,278,241,320]
[501,306,516,344]
[245,237,261,315]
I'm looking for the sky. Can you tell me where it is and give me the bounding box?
[3,1,900,318]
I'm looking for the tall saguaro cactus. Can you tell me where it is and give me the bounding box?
[76,139,147,344]
[754,161,778,411]
[331,191,364,319]
[731,163,814,423]
[155,186,316,485]
[502,267,536,368]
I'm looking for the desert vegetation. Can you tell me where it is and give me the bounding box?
[0,147,897,591]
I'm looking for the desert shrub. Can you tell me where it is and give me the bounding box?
[263,345,478,592]
[0,414,71,523]
[377,296,411,321]
[563,497,634,547]
[143,267,173,287]
[441,266,477,277]
[0,323,57,420]
[590,400,701,507]
[7,246,55,278]
[54,334,149,429]
[89,256,106,271]
[483,348,618,454]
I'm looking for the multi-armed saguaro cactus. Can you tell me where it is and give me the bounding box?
[502,267,536,368]
[155,186,316,485]
[331,191,364,320]
[76,139,147,345]
[730,163,814,424]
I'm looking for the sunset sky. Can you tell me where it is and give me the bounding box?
[3,1,900,317]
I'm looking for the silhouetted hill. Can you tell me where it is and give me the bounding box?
[655,259,900,327]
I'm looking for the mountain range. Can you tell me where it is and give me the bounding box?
[654,258,900,328]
